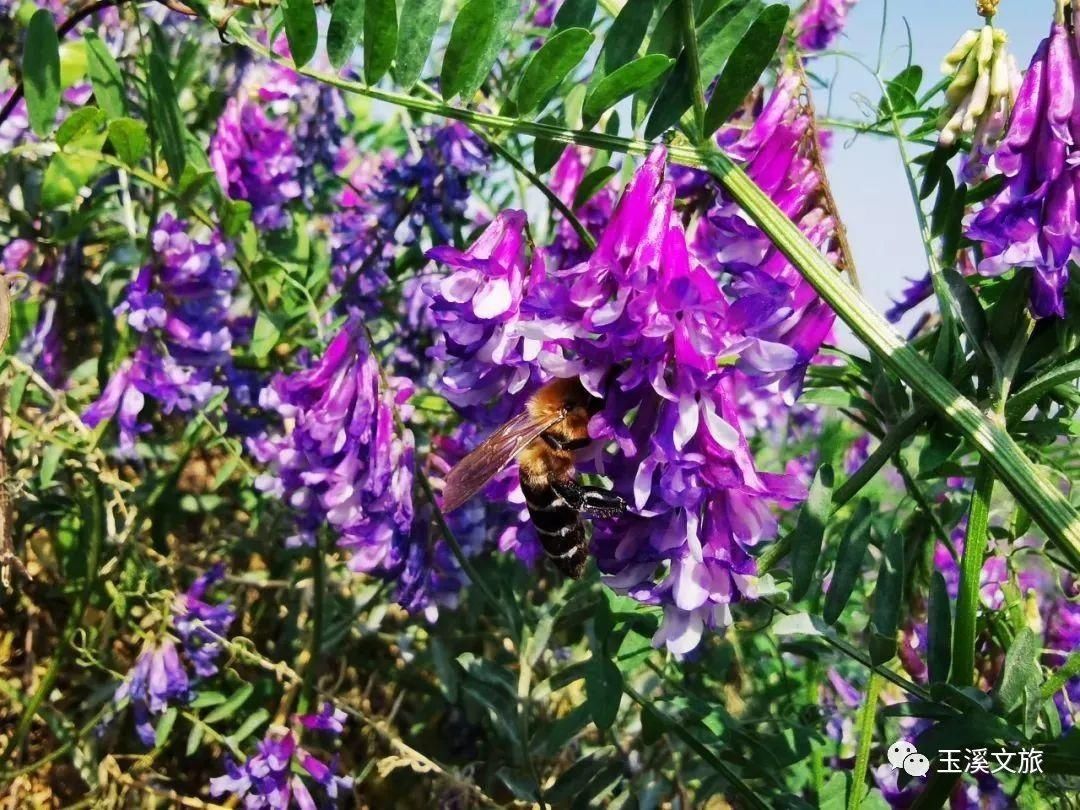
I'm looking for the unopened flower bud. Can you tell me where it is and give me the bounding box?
[936,24,1020,178]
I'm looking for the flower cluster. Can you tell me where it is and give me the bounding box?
[428,148,806,653]
[111,564,234,744]
[968,0,1080,318]
[113,639,191,746]
[794,0,858,53]
[173,564,236,678]
[330,123,487,319]
[1044,577,1080,727]
[210,93,303,230]
[83,215,238,452]
[937,25,1021,179]
[251,320,415,559]
[211,704,352,808]
[692,71,839,406]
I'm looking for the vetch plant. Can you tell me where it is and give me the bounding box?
[3,0,1080,806]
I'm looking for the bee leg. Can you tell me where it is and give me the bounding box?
[551,480,627,519]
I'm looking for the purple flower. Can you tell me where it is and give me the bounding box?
[428,147,806,653]
[967,6,1080,318]
[83,215,238,452]
[531,0,561,28]
[210,95,302,230]
[885,273,934,324]
[113,639,191,746]
[794,0,858,53]
[295,703,347,736]
[173,564,235,678]
[210,721,353,809]
[692,71,838,402]
[249,320,419,580]
[1045,577,1080,727]
[330,124,487,321]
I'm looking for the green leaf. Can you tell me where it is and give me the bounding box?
[572,165,616,209]
[436,0,518,100]
[702,3,788,136]
[588,0,654,90]
[553,0,597,29]
[154,707,178,748]
[364,0,398,84]
[440,0,497,100]
[632,0,682,127]
[107,118,149,166]
[221,198,252,239]
[39,444,62,487]
[516,28,593,115]
[251,311,283,359]
[327,0,366,69]
[189,691,227,709]
[997,627,1041,714]
[942,269,987,355]
[84,32,126,119]
[645,0,761,139]
[23,10,61,137]
[927,571,952,684]
[583,54,673,126]
[822,500,873,625]
[147,52,187,181]
[869,529,904,664]
[226,708,270,746]
[185,722,205,757]
[880,65,923,115]
[41,145,104,208]
[204,683,254,723]
[282,0,318,68]
[57,107,105,147]
[496,767,540,802]
[533,135,566,173]
[585,657,622,730]
[789,464,834,601]
[544,747,620,805]
[394,0,441,87]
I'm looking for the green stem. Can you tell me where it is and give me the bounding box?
[848,670,884,810]
[950,458,995,687]
[485,138,596,251]
[0,481,105,762]
[677,0,707,140]
[623,684,770,810]
[300,531,325,712]
[1040,651,1080,702]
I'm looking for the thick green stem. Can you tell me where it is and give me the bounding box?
[848,670,884,810]
[700,149,1080,571]
[677,0,707,139]
[950,458,995,687]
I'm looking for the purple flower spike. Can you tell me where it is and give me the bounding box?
[82,215,238,452]
[173,564,235,678]
[211,725,353,808]
[211,96,302,230]
[968,6,1080,318]
[428,146,806,654]
[295,703,347,736]
[113,639,191,746]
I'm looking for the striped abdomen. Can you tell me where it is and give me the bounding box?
[520,475,588,578]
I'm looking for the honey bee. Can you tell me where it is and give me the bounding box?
[440,377,627,578]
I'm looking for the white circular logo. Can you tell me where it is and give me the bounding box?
[887,739,917,769]
[902,752,930,777]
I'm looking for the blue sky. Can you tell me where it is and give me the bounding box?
[822,0,1049,338]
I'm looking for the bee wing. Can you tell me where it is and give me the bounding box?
[441,409,566,513]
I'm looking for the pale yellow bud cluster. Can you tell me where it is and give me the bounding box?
[937,25,1020,156]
